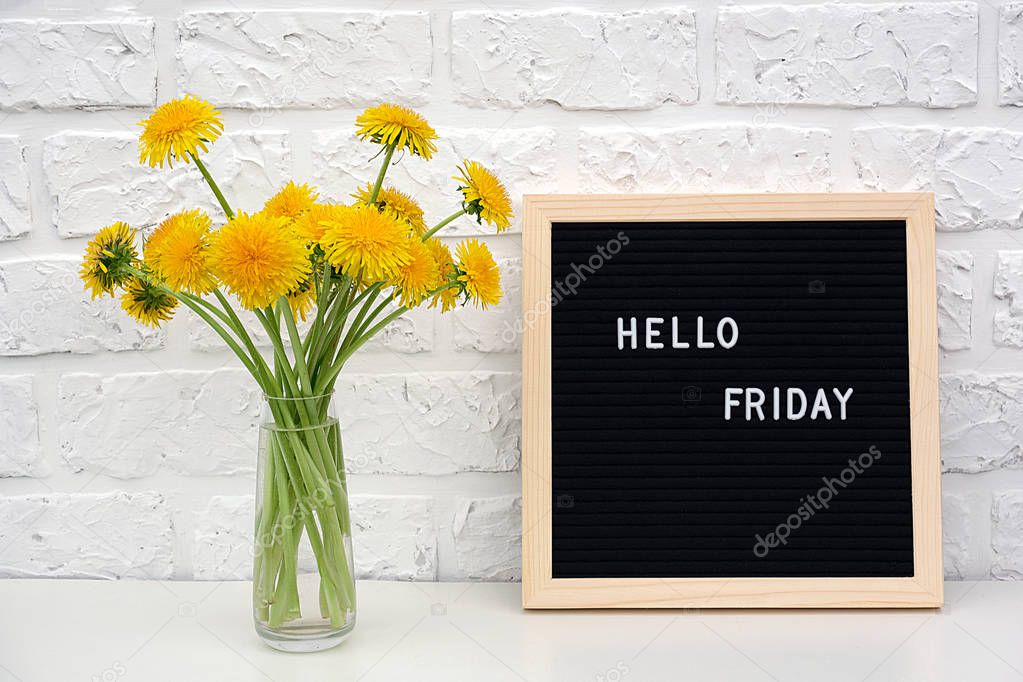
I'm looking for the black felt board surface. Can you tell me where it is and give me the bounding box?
[550,220,914,579]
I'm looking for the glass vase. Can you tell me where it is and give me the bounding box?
[253,391,356,652]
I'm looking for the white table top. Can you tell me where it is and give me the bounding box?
[1,580,1021,681]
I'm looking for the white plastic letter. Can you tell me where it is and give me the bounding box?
[724,388,742,420]
[671,317,689,349]
[645,317,664,349]
[717,317,739,349]
[832,387,853,420]
[746,388,766,421]
[617,317,637,350]
[787,388,807,420]
[696,316,714,349]
[810,389,832,420]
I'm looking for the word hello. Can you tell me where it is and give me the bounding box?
[616,316,738,350]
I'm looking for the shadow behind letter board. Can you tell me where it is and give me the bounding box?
[550,220,913,579]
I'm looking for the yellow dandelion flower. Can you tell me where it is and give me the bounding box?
[292,202,341,245]
[455,238,502,309]
[144,210,217,295]
[394,239,441,308]
[207,212,309,310]
[262,181,318,222]
[425,239,458,313]
[352,184,427,236]
[319,204,412,283]
[355,103,438,159]
[138,95,224,169]
[454,160,513,232]
[120,278,178,327]
[433,285,459,313]
[80,221,138,299]
[286,284,317,322]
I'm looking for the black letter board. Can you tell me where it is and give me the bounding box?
[522,195,942,608]
[552,219,910,578]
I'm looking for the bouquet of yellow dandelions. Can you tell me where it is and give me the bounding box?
[79,96,510,642]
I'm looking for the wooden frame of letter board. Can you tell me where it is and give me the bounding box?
[521,193,942,609]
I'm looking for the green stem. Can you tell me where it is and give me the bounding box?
[337,284,382,356]
[349,293,397,348]
[182,301,256,376]
[304,262,334,359]
[313,282,458,394]
[253,308,338,506]
[421,209,467,240]
[308,275,354,376]
[279,299,314,395]
[210,289,275,388]
[189,152,234,220]
[368,144,396,204]
[254,436,280,621]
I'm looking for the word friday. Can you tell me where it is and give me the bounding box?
[724,387,854,422]
[615,316,854,422]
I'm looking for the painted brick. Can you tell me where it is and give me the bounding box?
[717,3,977,107]
[852,126,1023,231]
[0,257,163,356]
[992,490,1023,579]
[943,491,982,579]
[43,131,289,238]
[338,372,520,475]
[178,11,431,108]
[0,136,30,242]
[940,373,1023,473]
[936,250,973,351]
[995,251,1023,347]
[58,369,520,478]
[194,495,254,580]
[0,19,156,110]
[452,9,698,110]
[0,375,44,477]
[360,307,436,354]
[0,492,173,579]
[451,495,521,581]
[58,369,261,478]
[351,495,437,581]
[579,126,832,193]
[999,4,1023,105]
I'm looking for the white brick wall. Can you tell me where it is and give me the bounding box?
[0,0,1021,583]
